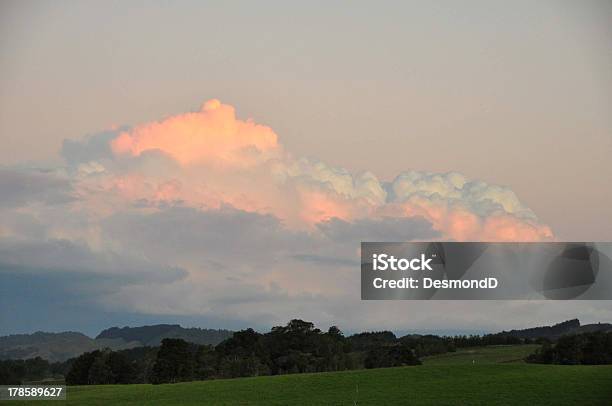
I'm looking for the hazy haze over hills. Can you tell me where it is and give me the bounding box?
[0,325,233,362]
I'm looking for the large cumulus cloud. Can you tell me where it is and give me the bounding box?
[60,99,552,240]
[3,99,593,335]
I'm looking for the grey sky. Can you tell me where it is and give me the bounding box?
[1,1,611,335]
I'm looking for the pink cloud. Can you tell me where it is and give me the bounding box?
[111,99,280,167]
[100,99,555,241]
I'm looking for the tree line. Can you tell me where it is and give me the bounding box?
[0,357,69,385]
[3,319,597,385]
[526,332,612,365]
[63,319,541,385]
[65,320,419,385]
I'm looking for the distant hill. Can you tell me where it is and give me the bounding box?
[96,324,233,347]
[0,332,139,362]
[0,325,233,362]
[495,319,612,340]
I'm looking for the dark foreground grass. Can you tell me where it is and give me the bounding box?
[9,364,611,405]
[8,346,612,405]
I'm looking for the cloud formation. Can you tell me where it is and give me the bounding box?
[63,100,552,240]
[0,99,574,335]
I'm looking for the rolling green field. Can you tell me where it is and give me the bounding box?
[9,345,612,405]
[422,344,540,365]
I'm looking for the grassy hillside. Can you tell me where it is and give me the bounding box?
[8,346,612,405]
[422,344,540,365]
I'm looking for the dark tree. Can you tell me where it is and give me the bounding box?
[87,356,114,384]
[365,343,421,369]
[150,338,195,384]
[66,350,101,385]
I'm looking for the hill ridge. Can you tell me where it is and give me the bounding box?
[0,324,233,362]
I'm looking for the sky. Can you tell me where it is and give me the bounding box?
[0,0,611,337]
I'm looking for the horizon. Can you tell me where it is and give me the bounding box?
[2,316,604,340]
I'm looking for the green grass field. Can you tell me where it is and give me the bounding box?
[421,344,540,365]
[9,345,612,405]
